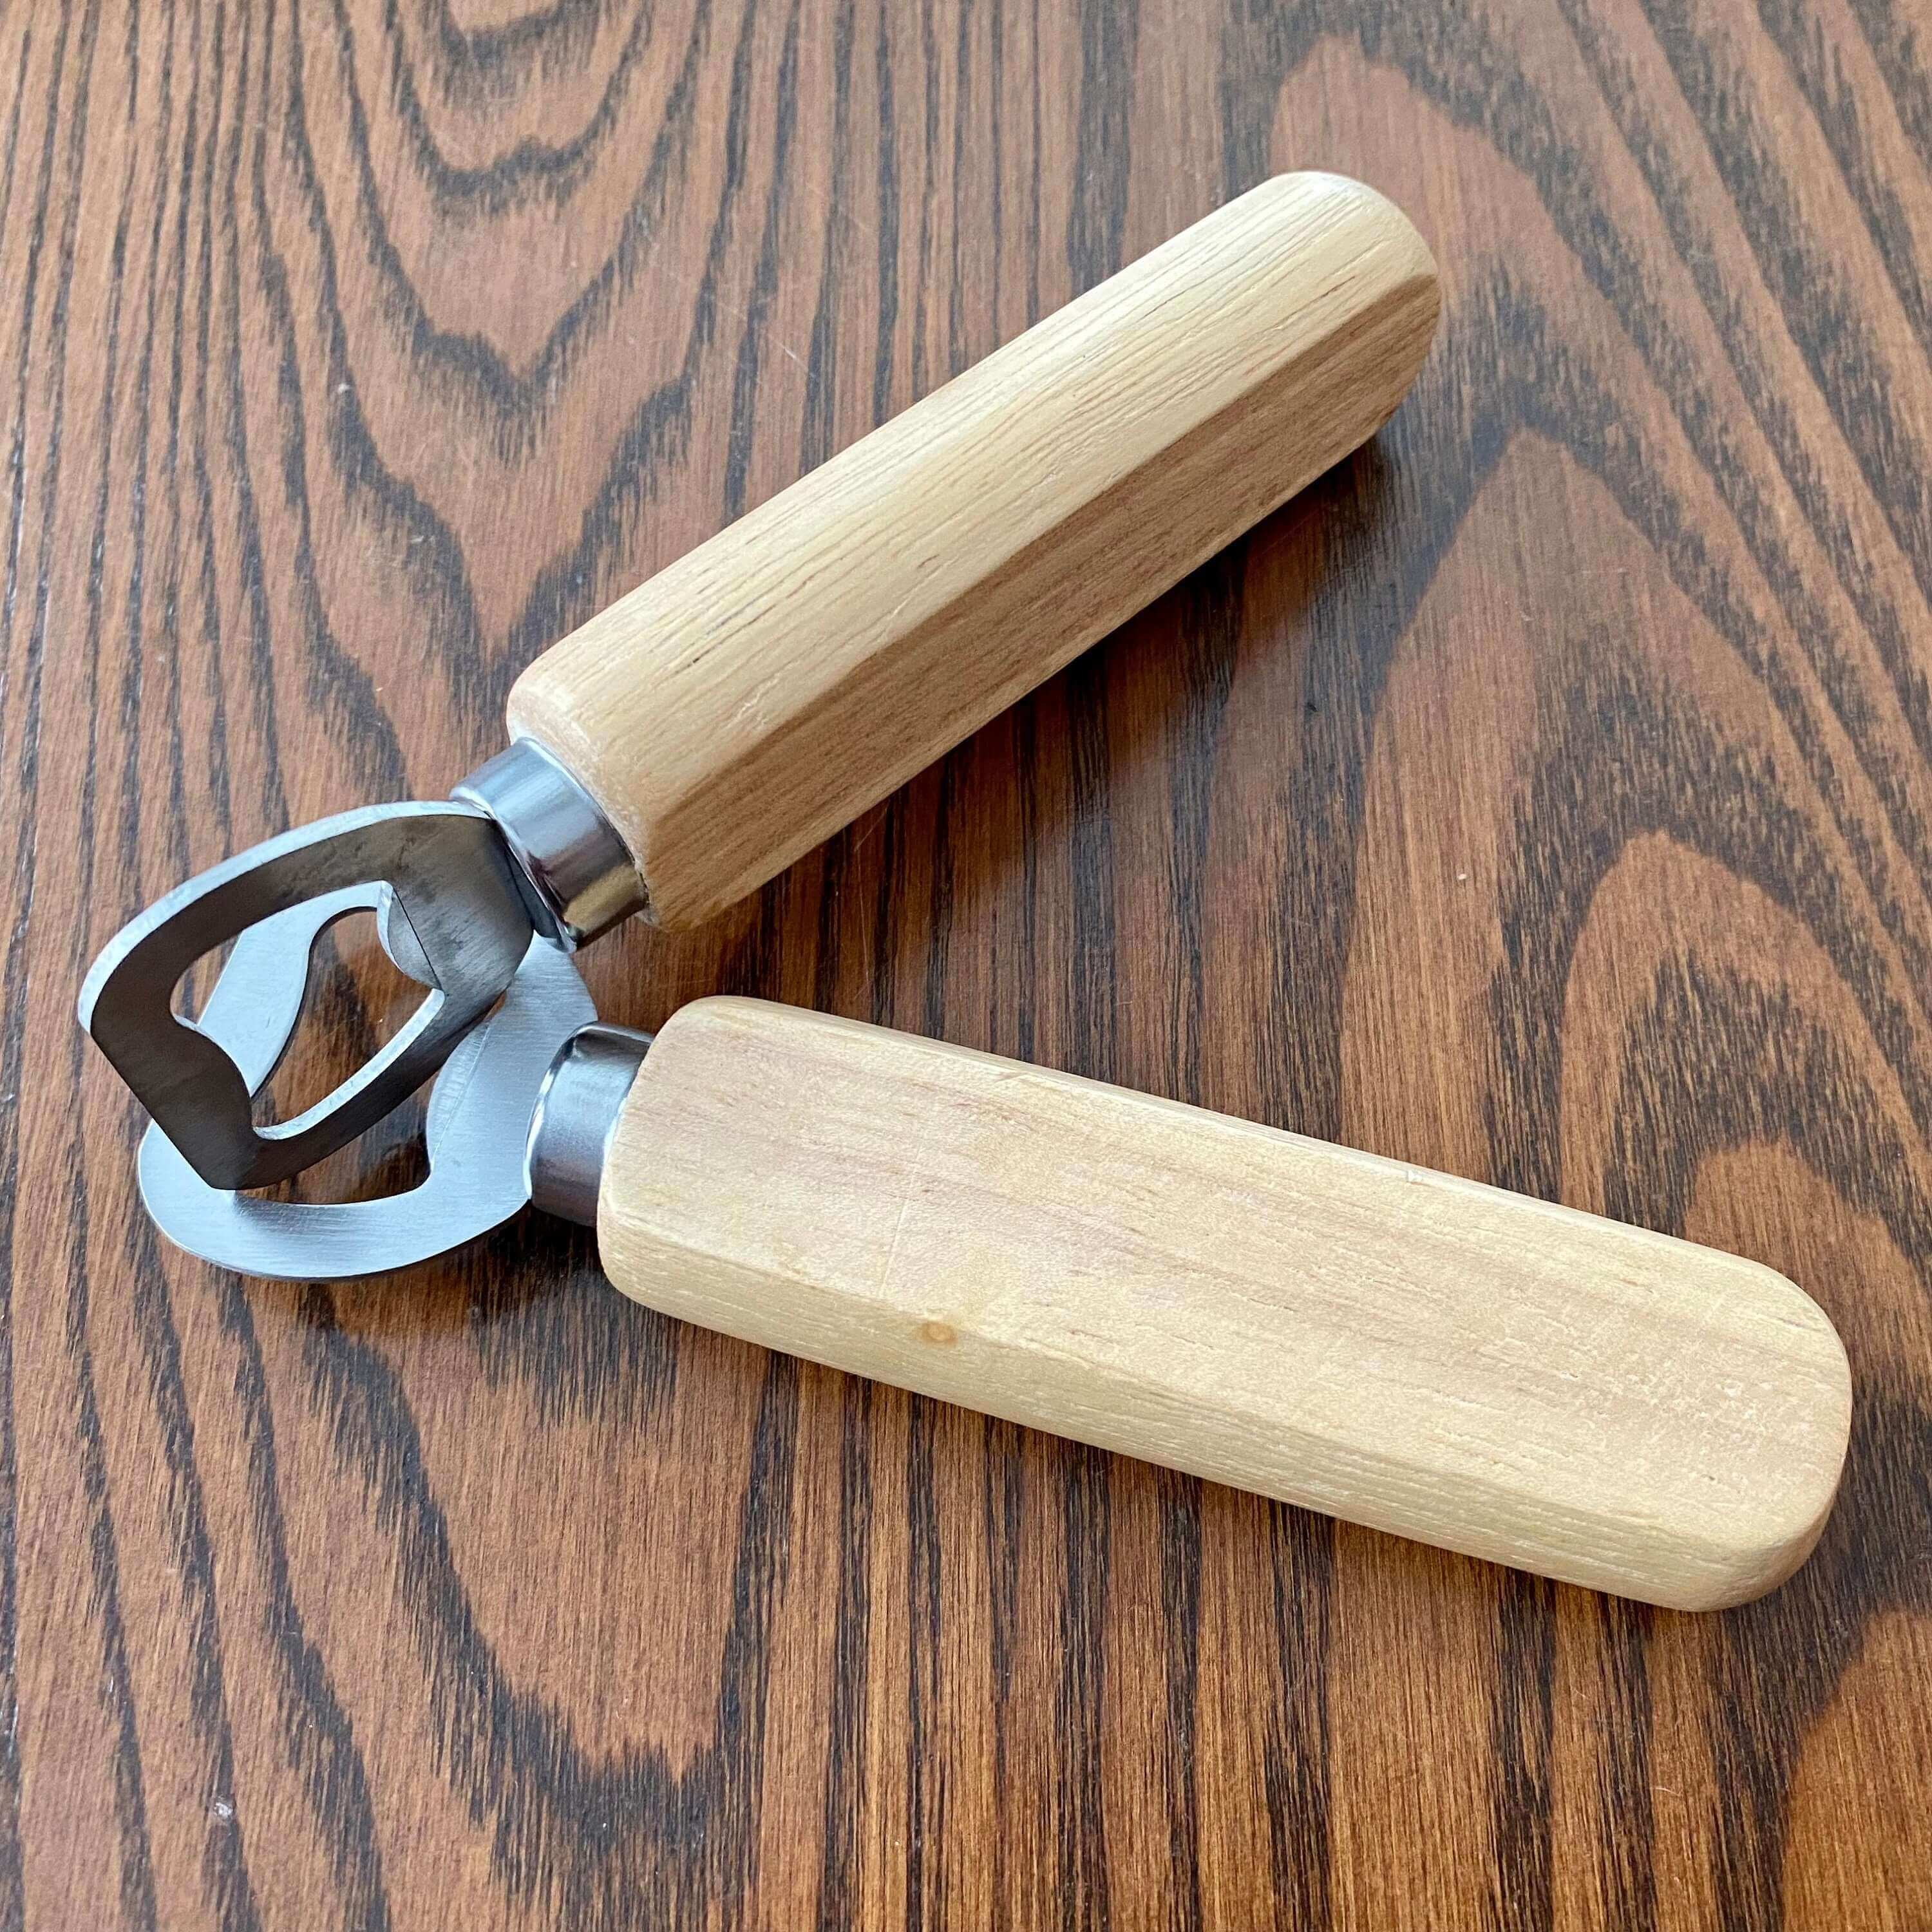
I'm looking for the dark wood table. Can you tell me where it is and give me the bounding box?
[10,1,1929,1924]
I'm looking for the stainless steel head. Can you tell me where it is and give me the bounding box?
[79,744,647,1193]
[80,804,536,1189]
[137,891,605,1279]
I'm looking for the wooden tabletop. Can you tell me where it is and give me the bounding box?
[10,1,1931,1926]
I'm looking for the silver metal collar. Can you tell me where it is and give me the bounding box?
[453,739,647,947]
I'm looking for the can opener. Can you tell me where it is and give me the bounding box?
[76,176,1851,1610]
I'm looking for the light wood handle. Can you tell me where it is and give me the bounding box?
[507,172,1439,927]
[598,999,1850,1610]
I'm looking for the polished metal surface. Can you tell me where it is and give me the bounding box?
[79,803,537,1190]
[525,1024,651,1226]
[453,738,647,947]
[138,900,598,1280]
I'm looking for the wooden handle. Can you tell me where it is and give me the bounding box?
[597,999,1850,1610]
[507,173,1439,928]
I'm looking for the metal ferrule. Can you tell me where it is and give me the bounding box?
[453,739,647,948]
[525,1024,652,1227]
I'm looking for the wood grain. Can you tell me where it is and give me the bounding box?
[507,171,1437,927]
[7,0,1931,1926]
[603,996,1850,1611]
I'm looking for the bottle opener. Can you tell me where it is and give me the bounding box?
[77,175,1852,1610]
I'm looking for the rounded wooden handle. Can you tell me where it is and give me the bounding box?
[507,172,1440,928]
[596,999,1850,1610]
